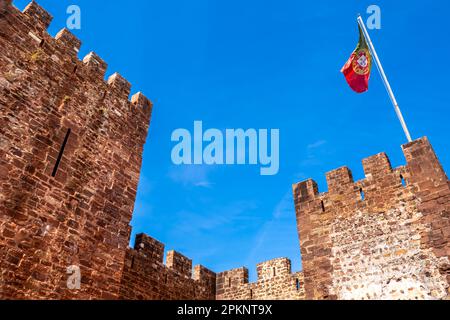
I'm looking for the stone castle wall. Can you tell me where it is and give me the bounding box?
[119,234,216,300]
[293,137,450,300]
[216,258,305,300]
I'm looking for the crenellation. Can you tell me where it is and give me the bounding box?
[292,179,319,203]
[362,152,392,178]
[218,267,249,287]
[107,72,131,99]
[194,265,216,283]
[22,1,52,31]
[82,52,108,79]
[216,259,305,300]
[325,166,354,194]
[193,265,217,297]
[55,28,81,56]
[166,250,193,278]
[3,0,142,115]
[133,233,164,263]
[257,258,291,281]
[131,92,153,116]
[119,234,216,300]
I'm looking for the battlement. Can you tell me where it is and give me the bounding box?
[2,1,152,119]
[194,265,216,282]
[131,233,212,280]
[217,267,249,289]
[216,258,305,300]
[55,28,81,56]
[22,1,53,30]
[293,137,442,212]
[134,233,165,263]
[166,250,193,278]
[256,257,292,281]
[119,234,216,299]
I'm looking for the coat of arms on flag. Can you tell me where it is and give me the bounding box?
[341,26,373,93]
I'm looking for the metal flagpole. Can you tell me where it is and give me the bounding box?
[357,15,413,143]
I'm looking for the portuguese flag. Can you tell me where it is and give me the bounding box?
[341,26,372,93]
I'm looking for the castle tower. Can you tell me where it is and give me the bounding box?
[0,1,152,299]
[293,138,450,300]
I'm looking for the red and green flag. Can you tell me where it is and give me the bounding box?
[341,26,373,93]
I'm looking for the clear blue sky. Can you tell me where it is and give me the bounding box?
[15,0,449,281]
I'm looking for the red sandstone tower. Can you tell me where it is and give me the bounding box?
[293,138,450,299]
[0,1,152,299]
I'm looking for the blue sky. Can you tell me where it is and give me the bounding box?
[15,0,449,281]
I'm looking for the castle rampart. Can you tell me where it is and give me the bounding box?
[216,258,305,300]
[119,234,216,300]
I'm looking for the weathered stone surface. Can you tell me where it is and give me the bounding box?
[293,137,450,300]
[119,234,216,300]
[216,258,305,300]
[1,1,448,301]
[0,1,152,299]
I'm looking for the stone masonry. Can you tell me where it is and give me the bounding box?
[119,233,216,300]
[1,1,449,300]
[293,137,450,300]
[216,258,305,300]
[0,0,152,299]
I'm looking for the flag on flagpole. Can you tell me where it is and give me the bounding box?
[341,26,373,93]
